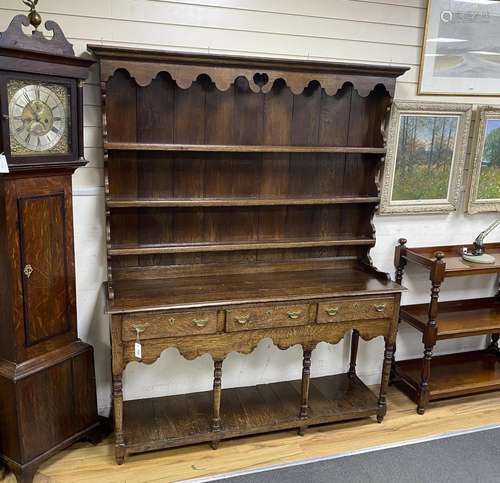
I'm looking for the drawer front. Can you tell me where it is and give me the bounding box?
[226,304,310,332]
[317,297,395,324]
[122,310,218,341]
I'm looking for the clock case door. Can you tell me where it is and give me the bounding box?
[0,71,79,167]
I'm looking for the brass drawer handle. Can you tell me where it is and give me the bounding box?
[23,264,33,279]
[132,323,149,333]
[325,307,339,317]
[235,314,250,325]
[374,303,386,312]
[287,310,302,320]
[193,318,209,328]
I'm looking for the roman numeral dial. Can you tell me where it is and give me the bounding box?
[7,81,70,155]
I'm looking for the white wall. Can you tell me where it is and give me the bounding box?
[1,0,499,413]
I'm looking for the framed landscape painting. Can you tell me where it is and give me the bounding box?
[419,0,500,96]
[467,107,500,214]
[379,102,472,215]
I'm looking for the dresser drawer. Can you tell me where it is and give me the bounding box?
[122,310,218,341]
[317,297,395,324]
[226,304,310,332]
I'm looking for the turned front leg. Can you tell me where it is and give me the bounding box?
[111,315,126,465]
[391,238,407,384]
[417,252,444,415]
[211,359,223,449]
[349,330,360,378]
[298,348,312,436]
[112,374,125,465]
[377,337,394,423]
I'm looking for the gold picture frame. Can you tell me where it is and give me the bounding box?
[466,106,500,214]
[379,101,472,215]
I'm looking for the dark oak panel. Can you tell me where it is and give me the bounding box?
[18,193,70,347]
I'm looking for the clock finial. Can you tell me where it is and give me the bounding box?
[0,0,74,56]
[22,0,41,30]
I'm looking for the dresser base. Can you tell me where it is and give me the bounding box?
[122,373,379,457]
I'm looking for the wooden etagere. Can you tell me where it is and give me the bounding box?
[90,44,407,463]
[392,240,500,414]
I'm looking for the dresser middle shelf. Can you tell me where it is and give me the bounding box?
[401,297,500,340]
[106,196,381,208]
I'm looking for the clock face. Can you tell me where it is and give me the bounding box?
[7,80,71,156]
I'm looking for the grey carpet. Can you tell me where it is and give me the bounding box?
[209,427,500,483]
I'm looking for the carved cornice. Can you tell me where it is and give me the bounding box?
[101,63,394,98]
[88,45,408,98]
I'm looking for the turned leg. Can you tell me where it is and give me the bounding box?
[417,254,444,415]
[211,359,223,449]
[377,337,394,423]
[390,238,407,385]
[298,348,312,436]
[417,343,434,415]
[389,332,398,385]
[113,374,126,465]
[488,333,500,355]
[111,315,126,465]
[349,330,360,378]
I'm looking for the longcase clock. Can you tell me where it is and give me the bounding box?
[0,5,102,483]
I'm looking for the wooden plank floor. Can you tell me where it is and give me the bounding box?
[2,385,500,483]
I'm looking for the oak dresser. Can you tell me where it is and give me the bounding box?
[88,45,408,463]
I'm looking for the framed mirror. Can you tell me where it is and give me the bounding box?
[467,107,500,214]
[380,102,472,214]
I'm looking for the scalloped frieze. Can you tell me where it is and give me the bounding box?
[123,321,389,366]
[100,60,395,98]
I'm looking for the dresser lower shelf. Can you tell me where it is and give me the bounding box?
[123,373,379,455]
[395,350,500,402]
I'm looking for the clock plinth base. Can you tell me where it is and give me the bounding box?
[0,342,105,483]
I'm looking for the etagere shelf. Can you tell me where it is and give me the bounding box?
[392,240,500,414]
[89,44,407,464]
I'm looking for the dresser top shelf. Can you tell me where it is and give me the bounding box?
[402,242,500,277]
[104,142,387,154]
[107,267,402,314]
